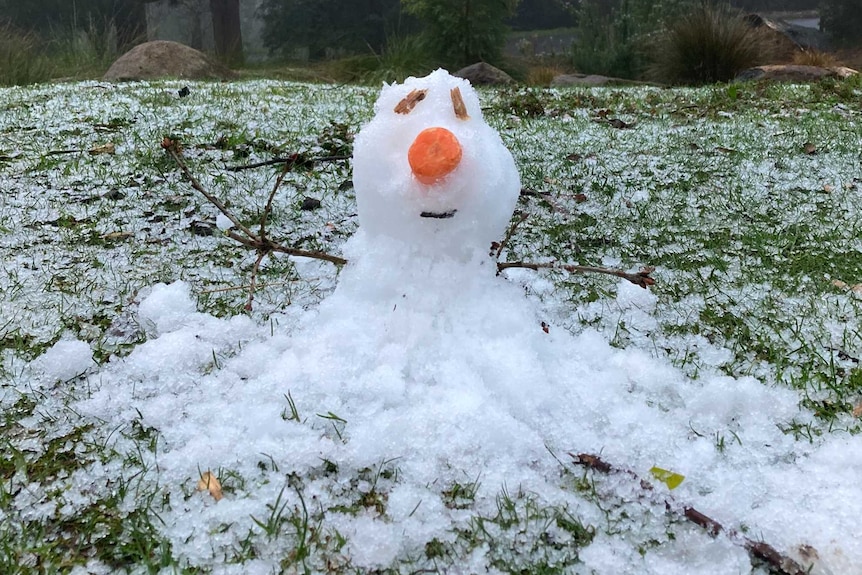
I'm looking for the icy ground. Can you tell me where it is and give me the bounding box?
[2,79,862,573]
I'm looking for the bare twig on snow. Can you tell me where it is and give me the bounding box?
[498,261,655,289]
[570,453,810,575]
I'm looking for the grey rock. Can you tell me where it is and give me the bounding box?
[736,65,858,82]
[453,62,515,86]
[104,40,237,82]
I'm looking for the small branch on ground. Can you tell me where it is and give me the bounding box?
[570,453,810,575]
[226,154,349,172]
[498,261,655,289]
[491,211,529,259]
[162,137,347,310]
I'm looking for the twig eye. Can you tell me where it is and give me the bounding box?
[394,89,427,114]
[451,87,469,120]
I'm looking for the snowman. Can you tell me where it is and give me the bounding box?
[351,69,521,261]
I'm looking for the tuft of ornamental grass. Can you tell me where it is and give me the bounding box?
[0,23,52,86]
[646,3,772,85]
[792,48,840,68]
[526,65,563,87]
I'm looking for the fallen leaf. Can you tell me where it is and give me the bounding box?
[197,471,223,501]
[574,193,588,203]
[541,321,549,334]
[803,142,817,155]
[88,142,115,155]
[565,152,582,162]
[832,279,848,290]
[822,184,834,193]
[101,231,133,241]
[853,403,862,418]
[649,466,685,490]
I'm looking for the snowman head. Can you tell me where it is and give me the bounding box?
[352,69,521,259]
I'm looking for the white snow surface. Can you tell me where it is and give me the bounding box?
[47,72,861,573]
[70,249,862,573]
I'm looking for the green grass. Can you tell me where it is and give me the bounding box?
[1,76,861,571]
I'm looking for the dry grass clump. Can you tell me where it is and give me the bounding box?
[792,49,840,67]
[647,3,773,85]
[0,22,52,86]
[527,65,563,87]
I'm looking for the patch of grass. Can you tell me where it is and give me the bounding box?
[0,24,52,86]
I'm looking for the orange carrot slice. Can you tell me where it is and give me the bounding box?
[407,127,462,185]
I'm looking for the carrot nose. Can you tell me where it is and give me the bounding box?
[407,127,462,185]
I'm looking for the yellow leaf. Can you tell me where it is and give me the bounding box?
[196,471,223,501]
[650,466,685,490]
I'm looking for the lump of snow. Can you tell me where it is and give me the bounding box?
[32,339,94,382]
[137,282,197,335]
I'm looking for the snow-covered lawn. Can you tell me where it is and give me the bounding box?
[1,77,861,574]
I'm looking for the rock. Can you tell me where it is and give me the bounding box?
[103,41,237,82]
[744,13,829,53]
[551,73,656,88]
[453,62,514,86]
[736,65,858,82]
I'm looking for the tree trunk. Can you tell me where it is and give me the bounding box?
[209,0,244,65]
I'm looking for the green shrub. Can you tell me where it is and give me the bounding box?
[646,3,772,85]
[0,23,52,86]
[571,0,695,80]
[362,34,437,84]
[401,0,519,69]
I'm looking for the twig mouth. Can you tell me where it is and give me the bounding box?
[420,210,457,219]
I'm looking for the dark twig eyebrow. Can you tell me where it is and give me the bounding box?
[451,87,469,120]
[394,89,428,114]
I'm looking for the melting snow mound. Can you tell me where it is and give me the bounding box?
[59,70,862,573]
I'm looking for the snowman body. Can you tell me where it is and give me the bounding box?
[352,69,521,261]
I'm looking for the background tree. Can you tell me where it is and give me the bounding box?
[209,0,243,64]
[571,0,694,78]
[819,0,862,47]
[0,0,146,52]
[508,0,576,30]
[260,0,408,60]
[401,0,521,68]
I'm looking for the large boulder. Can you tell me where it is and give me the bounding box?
[736,65,858,82]
[103,41,237,82]
[453,62,515,86]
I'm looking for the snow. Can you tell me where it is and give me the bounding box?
[31,339,95,383]
[5,74,862,573]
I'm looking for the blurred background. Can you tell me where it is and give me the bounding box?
[0,0,859,86]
